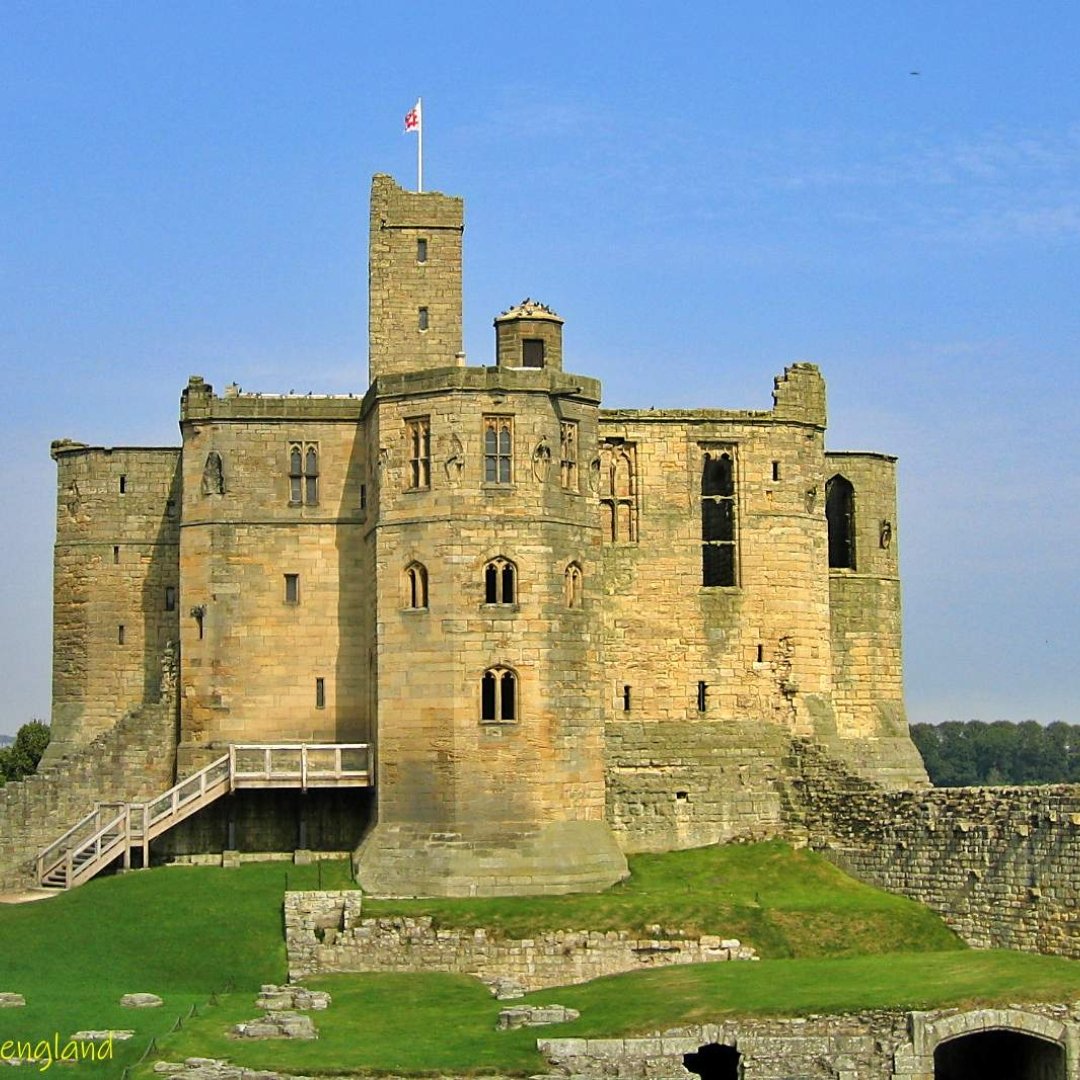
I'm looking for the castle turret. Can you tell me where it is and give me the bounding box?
[494,299,564,372]
[368,174,464,382]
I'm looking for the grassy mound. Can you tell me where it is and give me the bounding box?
[364,840,963,957]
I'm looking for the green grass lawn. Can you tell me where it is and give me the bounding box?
[0,845,1076,1077]
[151,952,1080,1077]
[363,840,963,957]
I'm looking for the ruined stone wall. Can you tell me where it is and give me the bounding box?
[284,891,755,989]
[177,379,371,773]
[368,173,464,381]
[788,741,1080,957]
[0,693,177,889]
[49,442,180,760]
[538,1006,1080,1080]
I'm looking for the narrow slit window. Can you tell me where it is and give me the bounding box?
[826,475,856,569]
[165,586,176,612]
[565,562,583,608]
[405,562,428,609]
[622,685,631,712]
[118,624,125,645]
[417,238,428,263]
[119,475,127,494]
[284,574,300,604]
[359,483,367,510]
[289,445,303,505]
[772,461,781,481]
[697,680,707,712]
[315,678,325,709]
[418,306,429,331]
[304,446,319,506]
[113,545,120,565]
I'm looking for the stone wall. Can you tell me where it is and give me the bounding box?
[48,441,180,760]
[284,892,756,989]
[605,720,789,852]
[787,740,1080,957]
[0,693,177,890]
[538,1005,1080,1079]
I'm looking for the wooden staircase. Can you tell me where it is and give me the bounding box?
[36,743,371,890]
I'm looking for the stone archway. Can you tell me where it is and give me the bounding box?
[934,1028,1065,1079]
[683,1042,741,1080]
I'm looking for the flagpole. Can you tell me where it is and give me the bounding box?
[417,97,424,193]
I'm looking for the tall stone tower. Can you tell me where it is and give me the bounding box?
[354,176,628,895]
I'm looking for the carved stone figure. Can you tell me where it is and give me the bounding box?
[201,450,225,495]
[531,437,552,483]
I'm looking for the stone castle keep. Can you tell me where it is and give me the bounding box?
[33,173,931,897]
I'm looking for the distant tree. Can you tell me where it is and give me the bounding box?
[912,719,1080,787]
[0,720,50,784]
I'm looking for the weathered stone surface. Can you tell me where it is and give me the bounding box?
[121,992,164,1008]
[231,1011,317,1040]
[255,984,331,1011]
[788,740,1080,958]
[498,1004,579,1030]
[285,893,757,988]
[70,1029,134,1041]
[0,992,25,1007]
[481,976,526,1000]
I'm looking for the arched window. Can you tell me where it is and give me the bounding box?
[404,562,428,609]
[825,475,856,569]
[599,441,638,543]
[701,449,736,586]
[484,416,513,484]
[288,442,319,506]
[289,445,303,505]
[481,667,517,723]
[304,445,319,505]
[565,562,583,608]
[483,557,516,605]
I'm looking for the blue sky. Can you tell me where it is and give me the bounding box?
[2,1,1077,733]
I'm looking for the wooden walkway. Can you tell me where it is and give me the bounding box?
[36,743,371,890]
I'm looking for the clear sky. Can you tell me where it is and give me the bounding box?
[1,1,1077,734]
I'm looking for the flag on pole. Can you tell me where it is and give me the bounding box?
[404,99,423,192]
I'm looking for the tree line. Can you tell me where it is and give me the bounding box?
[911,720,1080,787]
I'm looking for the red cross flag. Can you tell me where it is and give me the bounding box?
[404,100,421,134]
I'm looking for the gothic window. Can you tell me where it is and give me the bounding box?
[702,449,736,587]
[565,561,583,608]
[289,443,319,506]
[404,562,429,609]
[599,441,638,542]
[481,666,517,723]
[484,416,513,484]
[406,417,431,489]
[484,557,516,605]
[826,475,856,569]
[560,421,578,490]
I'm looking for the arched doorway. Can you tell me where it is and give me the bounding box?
[683,1042,741,1080]
[935,1029,1065,1079]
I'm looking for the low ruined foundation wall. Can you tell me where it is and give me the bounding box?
[787,743,1080,957]
[539,1005,1080,1080]
[0,700,177,890]
[285,892,756,989]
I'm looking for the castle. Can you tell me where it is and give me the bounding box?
[38,174,929,897]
